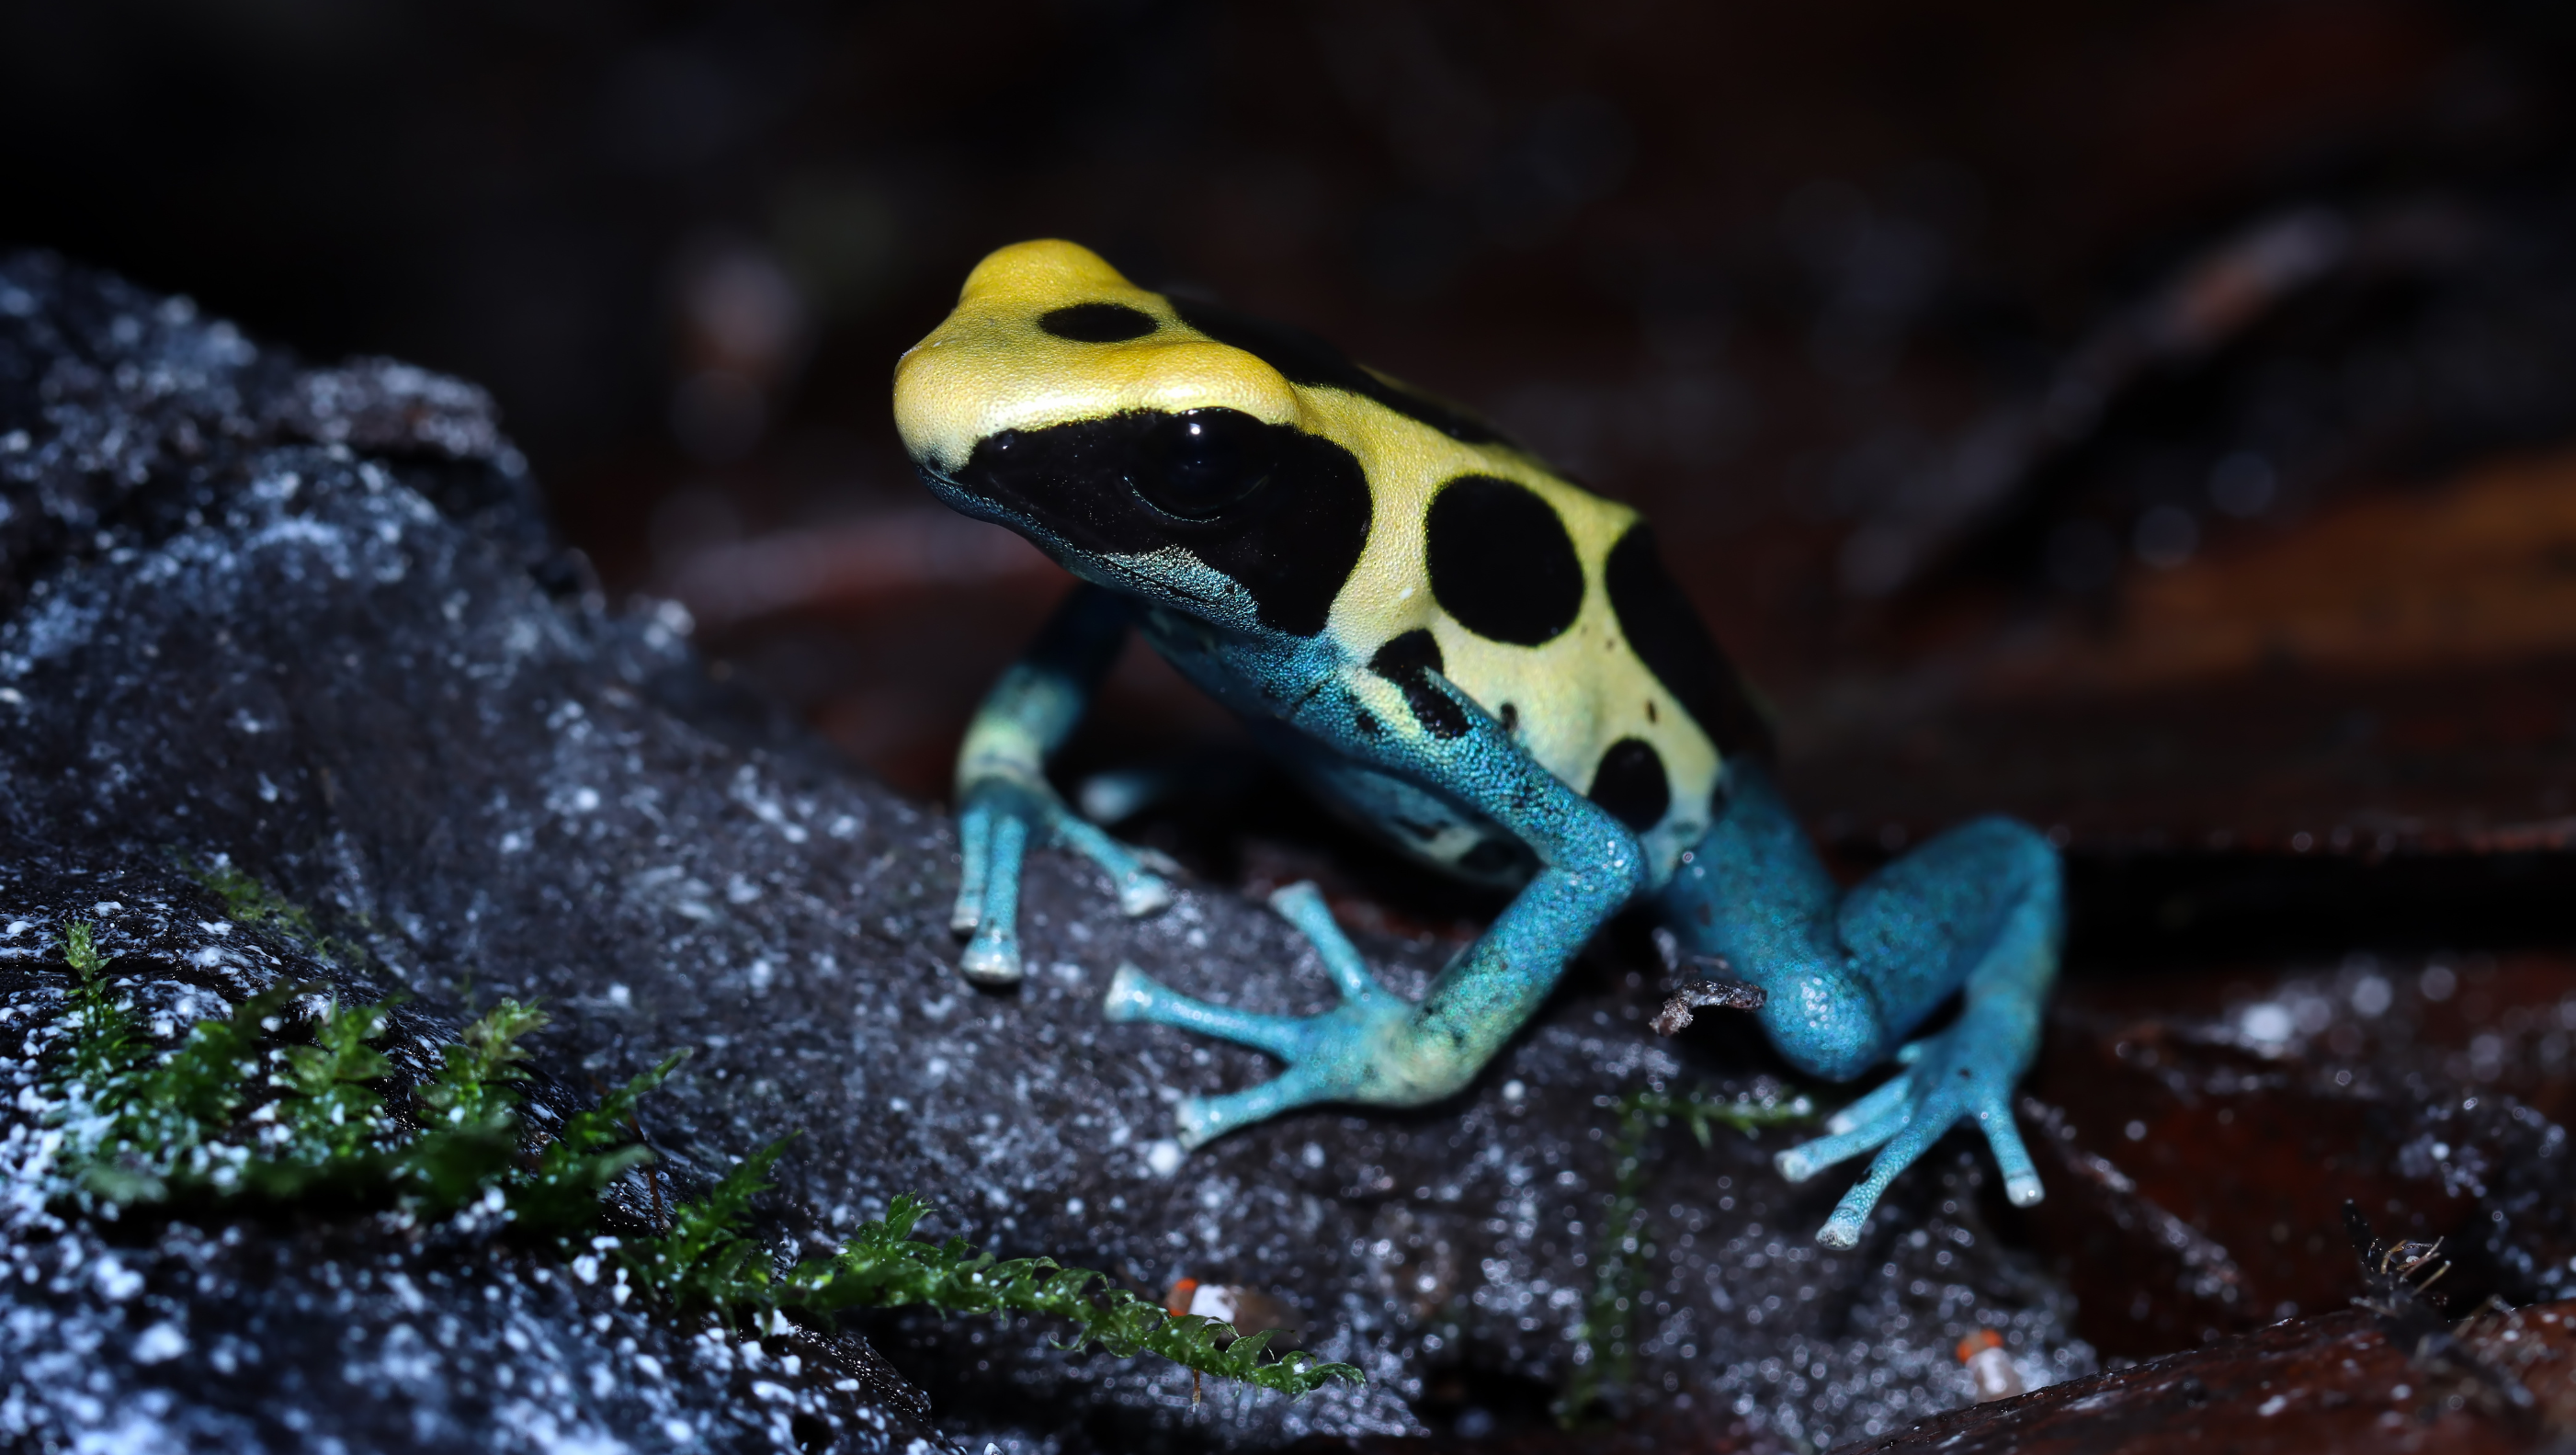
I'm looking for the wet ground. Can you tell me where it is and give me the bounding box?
[11,5,2576,1447]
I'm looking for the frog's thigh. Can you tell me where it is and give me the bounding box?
[1833,814,2060,1024]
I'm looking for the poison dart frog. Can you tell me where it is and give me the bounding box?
[893,240,2062,1247]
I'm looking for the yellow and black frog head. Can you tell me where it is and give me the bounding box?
[892,239,1506,639]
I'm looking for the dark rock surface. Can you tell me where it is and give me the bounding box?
[0,259,2093,1449]
[1838,1305,2534,1455]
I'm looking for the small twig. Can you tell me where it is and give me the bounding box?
[1651,966,1767,1036]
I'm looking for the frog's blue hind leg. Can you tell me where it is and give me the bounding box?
[1660,761,2061,1248]
[950,585,1175,985]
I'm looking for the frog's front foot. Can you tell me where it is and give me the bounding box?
[952,785,1173,985]
[1770,1006,2044,1249]
[1105,881,1466,1146]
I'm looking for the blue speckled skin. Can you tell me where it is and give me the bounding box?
[955,584,2060,1248]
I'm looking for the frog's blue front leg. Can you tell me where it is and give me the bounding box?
[1661,760,2061,1247]
[1106,660,1645,1143]
[951,584,1174,984]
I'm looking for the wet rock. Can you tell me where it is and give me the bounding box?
[0,255,2094,1449]
[1842,1209,2576,1455]
[1838,1305,2535,1455]
[2017,953,2576,1358]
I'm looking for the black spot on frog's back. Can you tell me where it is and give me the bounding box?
[1425,476,1584,647]
[1604,525,1771,757]
[1588,737,1671,832]
[1368,629,1469,739]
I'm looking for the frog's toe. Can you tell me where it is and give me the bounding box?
[1175,1066,1332,1149]
[960,923,1024,985]
[1809,1111,1957,1249]
[950,804,994,934]
[1789,1078,2040,1247]
[1821,1068,1917,1138]
[951,808,1030,983]
[1978,1098,2045,1208]
[1775,1097,1908,1186]
[1104,962,1310,1059]
[1115,872,1174,917]
[1051,813,1174,917]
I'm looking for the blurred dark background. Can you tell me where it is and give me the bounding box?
[10,0,2576,948]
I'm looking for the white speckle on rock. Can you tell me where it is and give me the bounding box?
[1145,1141,1184,1177]
[131,1322,188,1364]
[93,1255,142,1301]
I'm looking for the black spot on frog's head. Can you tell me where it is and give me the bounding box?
[1426,476,1585,646]
[1604,525,1772,757]
[929,408,1370,639]
[1039,301,1160,343]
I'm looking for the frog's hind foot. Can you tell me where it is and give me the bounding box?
[952,796,1174,986]
[1104,880,1418,1148]
[1771,1035,2046,1249]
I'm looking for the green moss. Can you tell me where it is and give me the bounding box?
[1556,1084,1816,1426]
[788,1192,1362,1396]
[179,855,366,965]
[511,1051,687,1232]
[617,1153,1364,1398]
[41,910,1359,1400]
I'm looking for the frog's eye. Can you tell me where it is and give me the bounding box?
[1127,408,1277,520]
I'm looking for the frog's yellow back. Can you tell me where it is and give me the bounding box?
[897,240,1766,877]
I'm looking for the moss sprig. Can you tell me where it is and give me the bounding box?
[1557,1083,1816,1425]
[40,892,1360,1402]
[179,855,366,965]
[789,1192,1362,1396]
[616,1154,1363,1399]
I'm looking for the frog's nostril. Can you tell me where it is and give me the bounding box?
[1039,301,1159,343]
